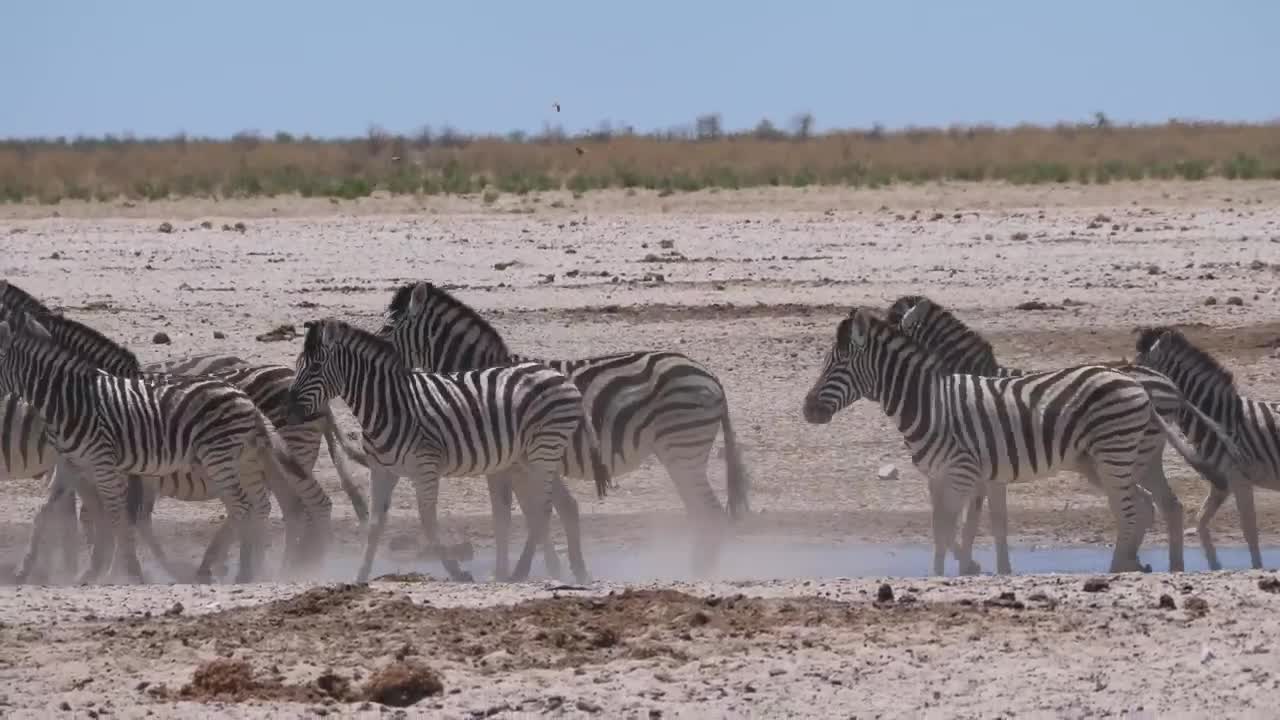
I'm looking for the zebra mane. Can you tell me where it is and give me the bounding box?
[0,280,57,318]
[851,306,937,360]
[308,317,408,371]
[19,306,141,374]
[1135,326,1236,389]
[380,281,513,354]
[884,294,1001,374]
[3,310,108,376]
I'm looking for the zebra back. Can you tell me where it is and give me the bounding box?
[143,353,253,376]
[4,307,142,377]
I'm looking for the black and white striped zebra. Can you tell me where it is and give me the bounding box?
[1135,326,1280,570]
[0,310,312,584]
[0,281,366,582]
[285,317,607,584]
[884,295,1240,573]
[802,306,1183,576]
[373,281,750,578]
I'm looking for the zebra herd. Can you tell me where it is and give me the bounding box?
[0,276,1275,585]
[0,279,748,585]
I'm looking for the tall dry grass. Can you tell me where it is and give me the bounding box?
[2,120,1279,203]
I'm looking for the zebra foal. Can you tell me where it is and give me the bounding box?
[1135,326,1280,570]
[0,310,311,583]
[802,307,1167,576]
[373,281,750,579]
[285,317,608,584]
[884,295,1241,573]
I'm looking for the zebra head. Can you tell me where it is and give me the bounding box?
[286,319,338,425]
[377,281,512,372]
[0,310,56,396]
[803,307,881,424]
[1134,326,1238,407]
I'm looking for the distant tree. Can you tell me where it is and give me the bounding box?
[695,113,723,141]
[790,112,815,140]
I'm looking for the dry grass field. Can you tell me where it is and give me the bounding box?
[1,180,1279,717]
[3,120,1280,204]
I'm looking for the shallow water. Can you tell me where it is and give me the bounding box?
[315,538,1280,584]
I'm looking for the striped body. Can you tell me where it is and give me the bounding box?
[1135,326,1280,569]
[286,318,598,583]
[0,311,304,584]
[803,308,1159,576]
[375,281,749,577]
[885,295,1237,572]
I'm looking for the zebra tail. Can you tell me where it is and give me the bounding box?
[569,400,614,499]
[253,413,319,509]
[321,412,370,524]
[1150,408,1231,492]
[125,474,145,526]
[1178,399,1255,489]
[721,408,752,521]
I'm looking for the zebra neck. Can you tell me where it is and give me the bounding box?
[3,348,96,440]
[876,355,941,443]
[332,356,412,431]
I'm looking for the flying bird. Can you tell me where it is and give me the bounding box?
[553,101,561,112]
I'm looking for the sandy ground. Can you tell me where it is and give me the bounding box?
[1,180,1280,717]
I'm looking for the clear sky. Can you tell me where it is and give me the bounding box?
[3,0,1277,140]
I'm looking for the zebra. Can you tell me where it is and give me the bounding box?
[372,281,750,579]
[1135,326,1280,570]
[285,317,608,584]
[883,294,1242,574]
[0,281,367,582]
[802,306,1190,576]
[0,310,311,584]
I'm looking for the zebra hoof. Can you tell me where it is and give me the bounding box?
[960,560,983,576]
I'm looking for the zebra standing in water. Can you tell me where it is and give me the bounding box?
[372,281,750,579]
[0,282,367,582]
[0,310,308,584]
[803,307,1174,576]
[1135,326,1280,570]
[884,295,1242,574]
[286,317,608,584]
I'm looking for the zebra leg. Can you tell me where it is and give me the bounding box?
[410,472,474,582]
[657,443,727,578]
[954,486,986,575]
[357,467,400,583]
[322,417,369,527]
[1229,476,1263,569]
[986,482,1013,575]
[194,518,237,583]
[506,469,565,580]
[1137,452,1184,572]
[1100,483,1147,574]
[89,469,146,585]
[484,471,515,581]
[928,479,966,577]
[508,465,555,583]
[1195,485,1230,570]
[550,475,590,584]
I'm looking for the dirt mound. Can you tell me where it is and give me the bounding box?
[363,662,444,707]
[269,583,370,617]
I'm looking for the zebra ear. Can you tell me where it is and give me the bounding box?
[899,297,931,332]
[407,282,431,318]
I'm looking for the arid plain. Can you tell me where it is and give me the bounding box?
[1,181,1279,718]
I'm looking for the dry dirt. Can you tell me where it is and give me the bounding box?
[2,181,1280,717]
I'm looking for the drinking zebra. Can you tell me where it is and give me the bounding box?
[373,281,750,578]
[285,317,608,584]
[1135,326,1280,570]
[802,306,1179,576]
[884,294,1241,573]
[0,309,311,584]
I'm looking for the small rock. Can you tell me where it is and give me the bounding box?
[876,464,898,481]
[255,324,297,343]
[200,220,213,229]
[658,239,675,249]
[983,591,1024,610]
[493,260,519,271]
[1259,577,1280,593]
[1204,296,1218,306]
[157,222,174,234]
[1184,596,1210,615]
[152,332,171,345]
[213,331,226,339]
[1082,577,1110,592]
[1250,259,1268,270]
[1158,594,1177,610]
[233,222,247,233]
[59,701,72,711]
[164,602,183,617]
[876,583,894,603]
[1200,645,1215,664]
[1146,264,1163,275]
[1226,296,1244,306]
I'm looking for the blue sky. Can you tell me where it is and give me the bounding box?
[2,0,1276,139]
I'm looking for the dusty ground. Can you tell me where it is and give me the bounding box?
[2,180,1280,717]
